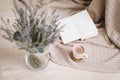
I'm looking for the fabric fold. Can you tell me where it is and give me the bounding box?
[105,0,120,48]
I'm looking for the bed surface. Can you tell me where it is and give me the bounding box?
[0,1,120,80]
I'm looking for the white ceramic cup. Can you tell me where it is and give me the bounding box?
[72,44,88,59]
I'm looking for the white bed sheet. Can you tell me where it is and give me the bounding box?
[0,10,120,80]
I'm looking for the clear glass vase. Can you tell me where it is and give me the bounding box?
[25,46,50,71]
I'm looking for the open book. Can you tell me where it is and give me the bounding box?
[57,10,98,44]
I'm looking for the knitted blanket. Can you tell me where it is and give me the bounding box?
[14,0,120,73]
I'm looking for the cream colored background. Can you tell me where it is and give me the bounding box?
[0,0,14,13]
[0,0,120,80]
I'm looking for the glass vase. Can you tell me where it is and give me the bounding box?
[25,47,50,71]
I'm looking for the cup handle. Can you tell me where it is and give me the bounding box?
[83,53,88,59]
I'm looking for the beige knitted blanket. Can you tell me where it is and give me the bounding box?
[14,0,120,73]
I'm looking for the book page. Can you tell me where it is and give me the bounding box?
[71,10,98,40]
[58,17,81,44]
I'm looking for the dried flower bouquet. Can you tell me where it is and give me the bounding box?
[0,8,62,53]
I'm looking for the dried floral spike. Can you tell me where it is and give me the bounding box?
[0,7,62,53]
[13,31,22,41]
